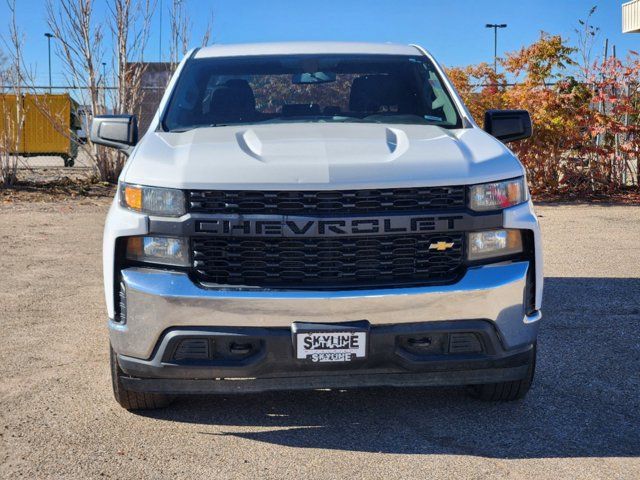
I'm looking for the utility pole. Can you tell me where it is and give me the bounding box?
[485,23,507,73]
[159,0,163,61]
[101,62,107,113]
[45,32,54,93]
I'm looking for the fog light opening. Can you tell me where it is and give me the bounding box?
[407,337,432,348]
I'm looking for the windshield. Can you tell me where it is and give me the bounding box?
[162,54,463,132]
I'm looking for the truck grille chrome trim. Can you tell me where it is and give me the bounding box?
[111,262,536,359]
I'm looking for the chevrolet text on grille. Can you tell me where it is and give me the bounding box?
[196,215,465,237]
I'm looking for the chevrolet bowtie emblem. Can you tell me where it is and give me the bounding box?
[429,241,455,251]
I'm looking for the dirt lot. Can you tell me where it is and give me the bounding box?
[1,198,639,479]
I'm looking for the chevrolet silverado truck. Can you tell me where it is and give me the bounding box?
[92,42,543,410]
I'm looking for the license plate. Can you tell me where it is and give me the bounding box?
[296,331,367,363]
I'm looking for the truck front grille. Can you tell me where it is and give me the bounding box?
[192,233,464,289]
[188,186,466,215]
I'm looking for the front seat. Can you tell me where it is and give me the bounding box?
[349,74,420,115]
[207,79,257,124]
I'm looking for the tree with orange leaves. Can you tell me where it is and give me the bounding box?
[447,29,640,196]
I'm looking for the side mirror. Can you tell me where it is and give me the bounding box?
[90,115,138,153]
[484,110,532,143]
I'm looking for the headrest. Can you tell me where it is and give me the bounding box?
[349,74,417,113]
[207,79,256,123]
[223,79,256,103]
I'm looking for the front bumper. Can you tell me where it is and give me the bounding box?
[117,319,535,394]
[110,260,540,360]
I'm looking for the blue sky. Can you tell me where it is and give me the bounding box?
[1,0,636,85]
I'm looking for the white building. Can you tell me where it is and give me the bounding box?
[623,0,640,33]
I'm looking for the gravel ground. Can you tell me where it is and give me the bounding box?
[0,199,639,479]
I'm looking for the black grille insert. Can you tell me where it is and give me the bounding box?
[192,233,464,289]
[188,186,466,215]
[448,333,483,354]
[173,339,210,361]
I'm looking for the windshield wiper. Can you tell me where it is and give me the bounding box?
[168,127,196,133]
[168,123,231,133]
[360,113,452,127]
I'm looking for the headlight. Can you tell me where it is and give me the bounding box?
[469,177,527,211]
[126,236,189,266]
[120,183,186,216]
[468,230,522,261]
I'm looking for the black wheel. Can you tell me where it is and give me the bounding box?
[67,140,79,167]
[110,346,174,410]
[467,344,536,401]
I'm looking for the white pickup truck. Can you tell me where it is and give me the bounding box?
[92,42,543,410]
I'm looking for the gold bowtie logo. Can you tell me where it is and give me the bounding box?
[428,241,455,251]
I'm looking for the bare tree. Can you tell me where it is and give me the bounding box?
[201,12,213,48]
[0,0,27,187]
[108,0,155,116]
[575,6,600,80]
[169,0,189,69]
[169,0,212,71]
[0,49,7,84]
[46,0,106,177]
[47,0,154,183]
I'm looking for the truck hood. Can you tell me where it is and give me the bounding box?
[123,123,525,190]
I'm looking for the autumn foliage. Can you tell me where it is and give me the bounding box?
[447,32,640,195]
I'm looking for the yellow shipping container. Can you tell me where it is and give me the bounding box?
[0,94,21,153]
[0,93,80,166]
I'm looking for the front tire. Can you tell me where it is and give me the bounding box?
[110,346,174,410]
[467,343,536,401]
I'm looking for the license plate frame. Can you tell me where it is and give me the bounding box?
[292,321,369,363]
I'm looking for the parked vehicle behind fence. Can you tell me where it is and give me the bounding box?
[92,42,542,410]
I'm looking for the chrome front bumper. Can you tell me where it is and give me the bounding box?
[110,261,540,359]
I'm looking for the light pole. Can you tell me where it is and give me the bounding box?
[101,62,107,110]
[44,32,54,93]
[159,0,163,61]
[485,23,507,73]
